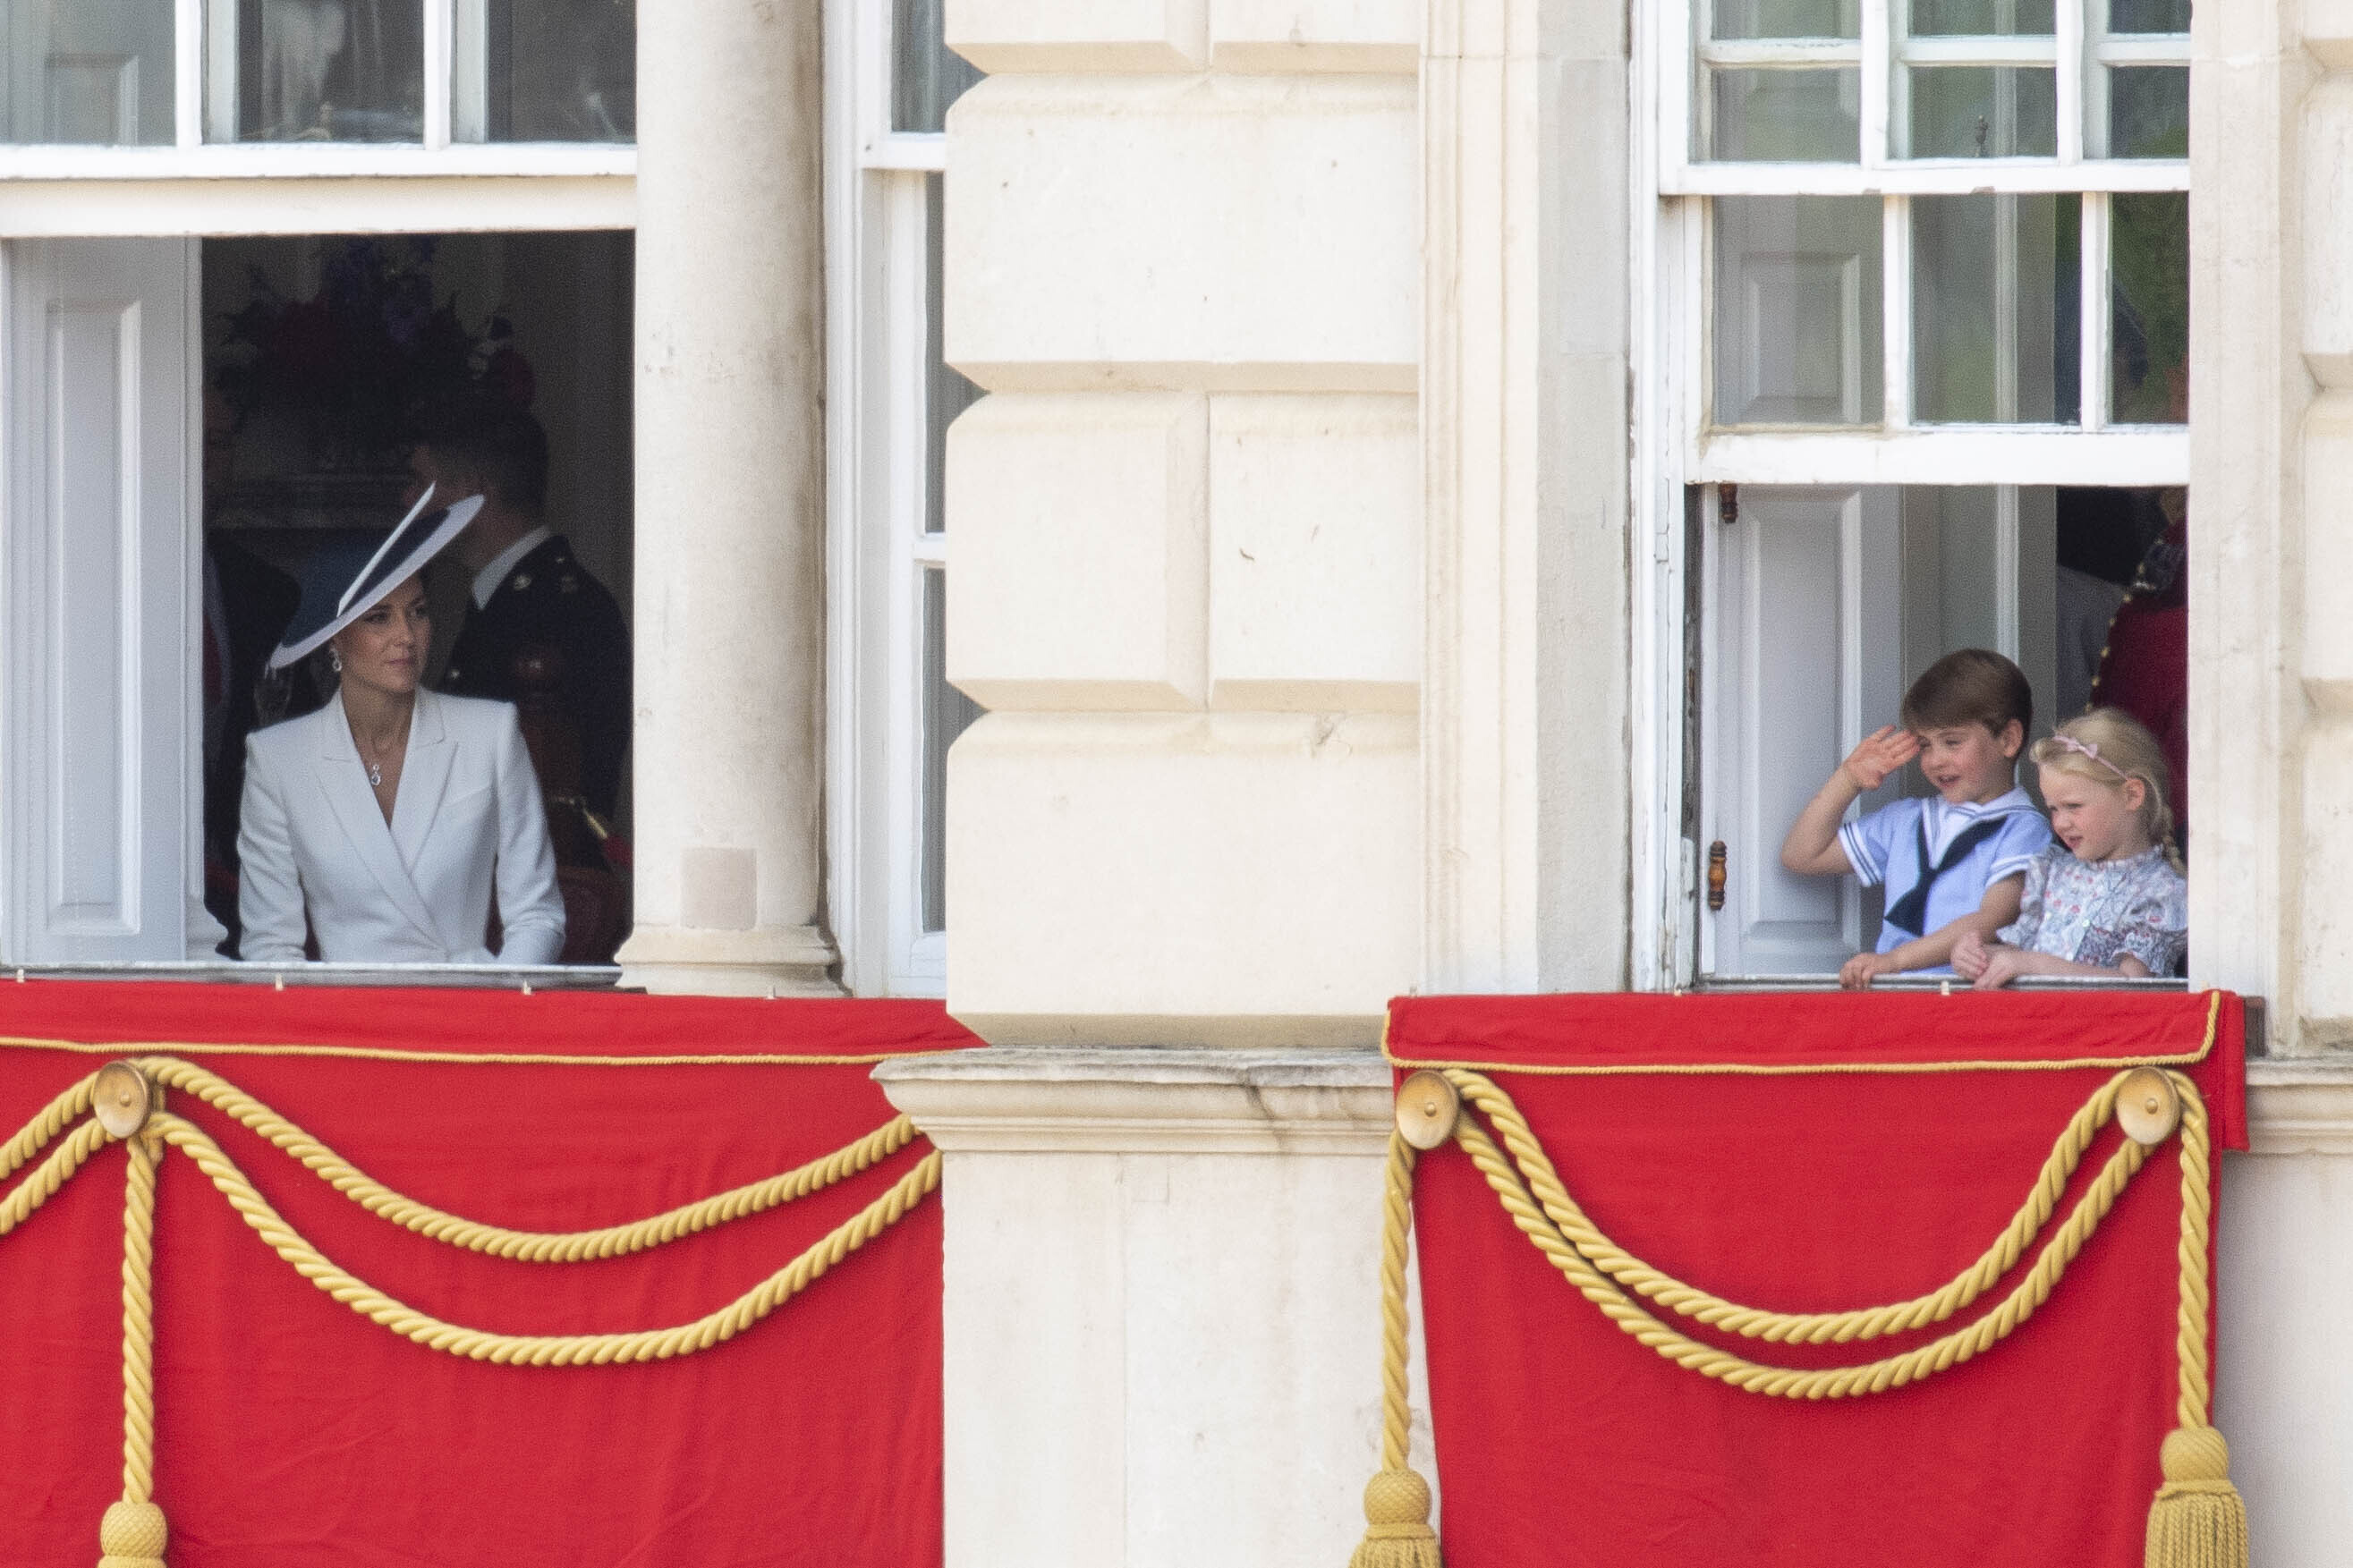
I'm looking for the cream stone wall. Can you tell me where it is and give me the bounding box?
[913,0,2353,1564]
[942,4,1422,1045]
[2195,0,2349,1053]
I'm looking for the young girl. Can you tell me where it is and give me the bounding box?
[1951,708,2187,987]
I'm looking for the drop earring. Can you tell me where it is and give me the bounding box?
[329,648,343,674]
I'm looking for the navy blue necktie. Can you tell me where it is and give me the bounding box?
[1881,813,2009,939]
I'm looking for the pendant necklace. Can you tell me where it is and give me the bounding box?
[357,737,387,789]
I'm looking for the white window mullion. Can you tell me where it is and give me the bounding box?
[424,0,455,150]
[1687,197,1712,447]
[1882,195,1910,428]
[2057,0,2085,163]
[173,0,202,148]
[1663,0,1695,176]
[880,172,935,988]
[2080,191,2111,430]
[1861,0,1891,169]
[1995,484,2023,657]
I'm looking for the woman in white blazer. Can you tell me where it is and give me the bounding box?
[237,492,566,965]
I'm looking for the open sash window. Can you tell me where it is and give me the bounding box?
[1640,0,2189,983]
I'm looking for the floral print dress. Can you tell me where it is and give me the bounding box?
[1996,844,2187,977]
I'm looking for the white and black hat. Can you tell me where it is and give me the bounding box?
[268,487,482,671]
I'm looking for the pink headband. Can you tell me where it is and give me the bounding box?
[2051,733,2132,783]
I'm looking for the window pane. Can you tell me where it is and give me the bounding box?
[1907,0,2055,34]
[2111,192,2188,424]
[922,569,981,934]
[1712,0,1860,38]
[2110,0,2189,32]
[1709,69,1861,161]
[2107,66,2187,159]
[219,0,425,141]
[894,0,981,134]
[1907,67,2056,157]
[1713,197,1883,427]
[3,0,174,144]
[473,0,634,141]
[1913,194,2081,423]
[926,174,982,536]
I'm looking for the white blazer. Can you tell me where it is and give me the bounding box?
[237,688,566,965]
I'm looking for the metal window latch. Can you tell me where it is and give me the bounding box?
[1707,842,1728,911]
[1719,483,1738,524]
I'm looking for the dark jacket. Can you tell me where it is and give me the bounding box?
[437,533,631,818]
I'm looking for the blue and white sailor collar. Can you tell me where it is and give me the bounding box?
[1918,786,2040,860]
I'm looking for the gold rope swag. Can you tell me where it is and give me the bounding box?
[1353,1065,2246,1568]
[0,1057,939,1566]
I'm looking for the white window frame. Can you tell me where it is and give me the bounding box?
[1631,0,2191,988]
[824,0,962,998]
[0,3,634,978]
[0,0,634,237]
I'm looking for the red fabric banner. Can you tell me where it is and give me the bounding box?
[0,980,974,1568]
[1389,990,2246,1568]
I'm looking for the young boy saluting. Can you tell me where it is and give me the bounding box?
[1780,648,2054,989]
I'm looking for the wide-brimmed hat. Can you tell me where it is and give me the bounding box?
[268,487,482,671]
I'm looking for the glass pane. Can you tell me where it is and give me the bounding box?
[2111,192,2188,424]
[1,0,174,144]
[922,569,981,934]
[1906,67,2057,157]
[894,0,981,134]
[1913,195,2081,423]
[1908,0,2055,34]
[1712,0,1860,38]
[2107,66,2187,159]
[1709,68,1861,161]
[2110,0,2190,32]
[926,174,981,535]
[221,0,425,141]
[473,0,634,140]
[1713,197,1883,426]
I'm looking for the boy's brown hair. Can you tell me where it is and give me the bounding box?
[1899,648,2033,740]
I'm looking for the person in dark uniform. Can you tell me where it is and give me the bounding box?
[406,406,631,823]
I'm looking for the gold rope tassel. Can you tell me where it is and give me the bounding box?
[99,1125,167,1568]
[2145,1074,2246,1568]
[1349,1132,1440,1568]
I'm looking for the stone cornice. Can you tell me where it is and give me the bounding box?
[2244,1058,2353,1156]
[877,1047,2353,1158]
[873,1048,1395,1155]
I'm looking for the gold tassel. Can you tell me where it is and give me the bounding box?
[1350,1468,1441,1568]
[2145,1426,2247,1568]
[96,1498,167,1568]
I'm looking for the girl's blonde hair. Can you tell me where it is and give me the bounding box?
[2030,708,2181,870]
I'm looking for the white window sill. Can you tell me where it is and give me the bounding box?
[0,144,635,181]
[3,962,622,991]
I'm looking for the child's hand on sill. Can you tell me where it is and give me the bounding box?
[1969,947,2037,990]
[1839,950,1902,990]
[1951,929,1992,981]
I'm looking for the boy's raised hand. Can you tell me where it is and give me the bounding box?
[1839,726,1920,792]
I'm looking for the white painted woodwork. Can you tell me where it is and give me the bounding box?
[3,237,196,962]
[3,0,174,147]
[0,174,634,239]
[1703,486,1901,975]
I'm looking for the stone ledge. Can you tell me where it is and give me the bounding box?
[875,1047,1392,1154]
[2245,1058,2353,1155]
